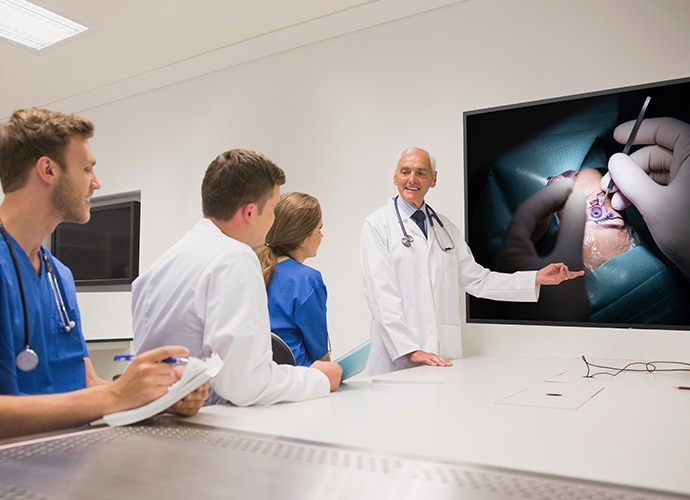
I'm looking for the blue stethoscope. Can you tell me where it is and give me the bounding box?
[0,221,75,371]
[393,196,455,252]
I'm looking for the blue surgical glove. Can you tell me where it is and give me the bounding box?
[601,117,690,279]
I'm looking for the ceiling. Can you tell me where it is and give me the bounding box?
[0,0,464,120]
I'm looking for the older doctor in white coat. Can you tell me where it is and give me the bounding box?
[360,147,584,376]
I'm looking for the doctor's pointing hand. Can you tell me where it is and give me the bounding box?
[360,147,583,376]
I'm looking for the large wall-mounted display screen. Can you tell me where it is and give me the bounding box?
[464,78,690,329]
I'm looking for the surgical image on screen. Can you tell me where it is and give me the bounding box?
[546,168,638,273]
[465,78,690,328]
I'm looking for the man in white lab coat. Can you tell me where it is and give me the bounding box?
[360,147,583,375]
[133,149,342,406]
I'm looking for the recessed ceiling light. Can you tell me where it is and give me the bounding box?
[0,0,87,51]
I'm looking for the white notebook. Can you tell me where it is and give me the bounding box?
[103,354,223,427]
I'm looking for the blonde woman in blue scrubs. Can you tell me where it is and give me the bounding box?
[256,192,331,367]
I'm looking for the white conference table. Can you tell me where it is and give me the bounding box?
[184,354,690,496]
[2,354,689,499]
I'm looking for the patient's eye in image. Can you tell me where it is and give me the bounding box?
[547,168,638,272]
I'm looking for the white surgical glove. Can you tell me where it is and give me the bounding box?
[601,117,690,279]
[495,179,589,322]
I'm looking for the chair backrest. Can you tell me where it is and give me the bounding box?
[271,333,296,366]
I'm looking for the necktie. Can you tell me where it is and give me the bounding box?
[410,210,427,238]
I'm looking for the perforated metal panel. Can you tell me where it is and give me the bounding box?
[0,423,684,500]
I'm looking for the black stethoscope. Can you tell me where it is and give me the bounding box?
[393,196,455,252]
[0,221,75,372]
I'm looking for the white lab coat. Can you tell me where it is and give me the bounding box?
[132,218,329,406]
[360,198,539,376]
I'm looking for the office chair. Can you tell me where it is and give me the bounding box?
[271,333,296,366]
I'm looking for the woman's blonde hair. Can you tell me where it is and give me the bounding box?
[256,192,322,286]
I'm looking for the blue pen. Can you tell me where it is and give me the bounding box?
[113,354,188,364]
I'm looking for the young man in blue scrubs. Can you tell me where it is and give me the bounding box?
[0,108,208,439]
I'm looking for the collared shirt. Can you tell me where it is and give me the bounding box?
[396,197,428,225]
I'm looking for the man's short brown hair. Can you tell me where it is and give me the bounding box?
[0,107,94,193]
[201,148,286,221]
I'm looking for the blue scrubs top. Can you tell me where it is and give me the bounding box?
[0,233,87,395]
[267,258,329,367]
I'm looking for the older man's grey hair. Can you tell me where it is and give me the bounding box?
[396,147,437,174]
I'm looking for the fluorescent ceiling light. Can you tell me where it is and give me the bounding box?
[0,0,87,50]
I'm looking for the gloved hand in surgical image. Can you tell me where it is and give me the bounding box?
[494,178,590,322]
[602,117,690,280]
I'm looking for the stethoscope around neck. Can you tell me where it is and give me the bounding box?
[393,195,455,252]
[0,221,76,372]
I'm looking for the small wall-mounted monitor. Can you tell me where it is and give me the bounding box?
[51,200,141,289]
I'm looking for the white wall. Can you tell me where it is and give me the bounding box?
[78,0,690,361]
